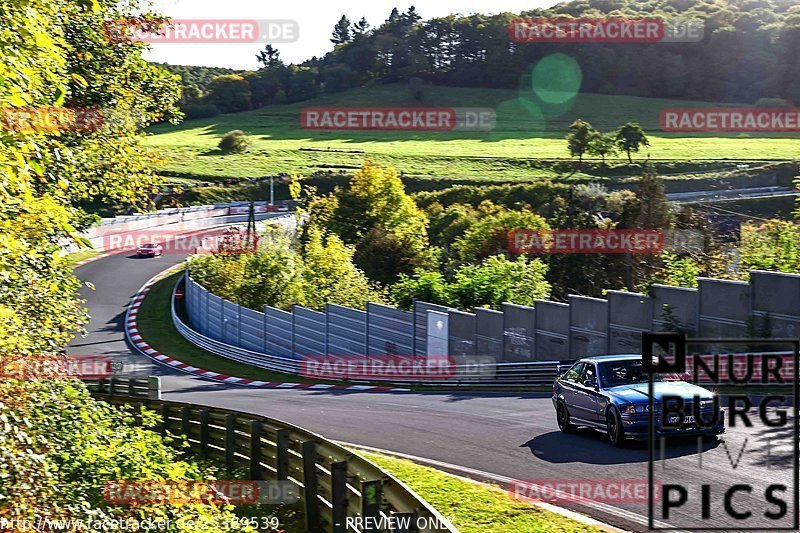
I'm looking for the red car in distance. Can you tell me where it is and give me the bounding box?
[136,242,163,257]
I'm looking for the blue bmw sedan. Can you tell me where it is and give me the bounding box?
[552,354,725,446]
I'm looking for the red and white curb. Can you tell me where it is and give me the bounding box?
[125,269,408,392]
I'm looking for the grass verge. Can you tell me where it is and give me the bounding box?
[135,270,309,383]
[65,248,101,264]
[356,450,603,532]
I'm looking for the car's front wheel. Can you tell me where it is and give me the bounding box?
[606,407,625,447]
[556,400,576,433]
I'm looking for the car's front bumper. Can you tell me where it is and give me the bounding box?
[621,409,725,439]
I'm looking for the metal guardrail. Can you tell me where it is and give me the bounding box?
[90,390,457,533]
[171,277,561,388]
[83,375,162,399]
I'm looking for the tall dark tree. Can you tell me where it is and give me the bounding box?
[615,122,650,164]
[331,15,352,44]
[636,166,672,229]
[403,6,422,26]
[386,7,400,25]
[255,45,282,69]
[353,17,370,35]
[566,120,599,168]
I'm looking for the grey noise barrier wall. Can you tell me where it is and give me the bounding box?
[183,269,800,364]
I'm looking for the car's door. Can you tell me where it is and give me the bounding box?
[558,362,585,419]
[572,362,602,423]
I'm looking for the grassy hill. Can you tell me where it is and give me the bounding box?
[145,84,800,182]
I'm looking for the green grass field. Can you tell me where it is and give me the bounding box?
[146,84,799,182]
[358,450,601,532]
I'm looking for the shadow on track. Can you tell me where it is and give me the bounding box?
[522,430,721,465]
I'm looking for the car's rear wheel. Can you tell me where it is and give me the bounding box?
[607,407,625,447]
[556,401,576,433]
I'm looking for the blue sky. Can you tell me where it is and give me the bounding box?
[143,0,555,69]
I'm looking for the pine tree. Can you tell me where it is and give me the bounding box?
[331,15,352,44]
[353,17,370,36]
[255,45,282,69]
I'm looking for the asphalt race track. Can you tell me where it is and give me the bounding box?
[70,251,797,532]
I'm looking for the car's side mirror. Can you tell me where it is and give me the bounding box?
[583,379,597,389]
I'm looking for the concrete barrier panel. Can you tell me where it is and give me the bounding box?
[569,296,608,358]
[264,306,293,359]
[535,300,570,361]
[414,301,451,356]
[293,306,327,357]
[502,303,536,362]
[750,270,800,338]
[367,302,413,356]
[449,310,477,356]
[698,278,751,342]
[607,291,652,354]
[650,284,699,335]
[205,293,224,340]
[222,300,240,346]
[476,308,503,361]
[327,303,367,356]
[240,306,266,352]
[426,311,449,356]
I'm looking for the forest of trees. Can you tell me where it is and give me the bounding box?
[169,0,800,118]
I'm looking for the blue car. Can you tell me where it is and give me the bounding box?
[552,354,725,446]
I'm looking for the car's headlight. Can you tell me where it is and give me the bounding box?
[622,404,656,414]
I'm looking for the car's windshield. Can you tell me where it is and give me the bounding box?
[140,243,155,248]
[599,361,679,388]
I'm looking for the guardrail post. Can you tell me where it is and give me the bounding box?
[225,414,236,471]
[127,378,135,396]
[148,376,161,400]
[97,377,106,394]
[181,406,191,441]
[160,404,171,437]
[361,480,383,533]
[276,429,290,480]
[249,420,262,480]
[199,409,210,459]
[109,377,116,396]
[302,441,321,532]
[331,461,348,533]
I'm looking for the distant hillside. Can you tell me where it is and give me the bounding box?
[152,0,800,120]
[154,63,245,98]
[144,83,800,183]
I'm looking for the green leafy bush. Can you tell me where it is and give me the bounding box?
[0,379,248,529]
[188,227,384,311]
[219,130,251,153]
[391,255,551,311]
